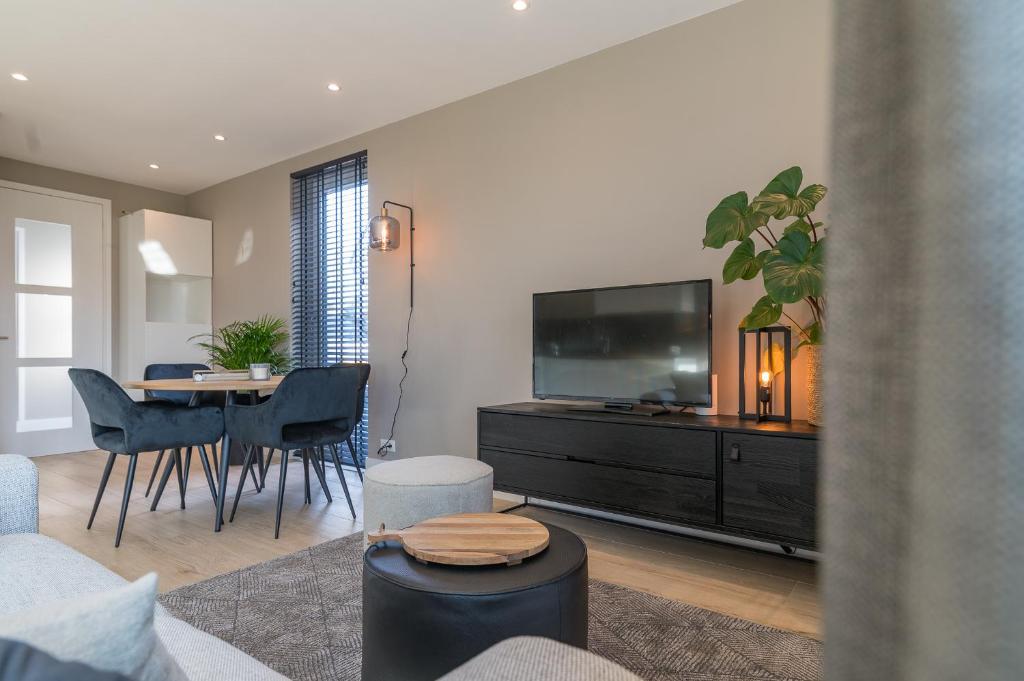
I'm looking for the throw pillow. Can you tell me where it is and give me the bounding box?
[0,573,186,681]
[0,638,132,681]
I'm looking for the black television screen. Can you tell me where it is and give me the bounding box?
[533,280,712,406]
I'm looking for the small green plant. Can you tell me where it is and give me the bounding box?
[191,315,291,372]
[702,166,826,349]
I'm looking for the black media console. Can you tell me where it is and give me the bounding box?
[478,402,819,552]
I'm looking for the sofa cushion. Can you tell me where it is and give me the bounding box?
[0,455,38,535]
[0,573,186,681]
[437,636,644,681]
[0,533,288,681]
[154,614,290,681]
[0,534,125,612]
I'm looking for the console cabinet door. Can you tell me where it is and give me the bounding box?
[721,434,817,546]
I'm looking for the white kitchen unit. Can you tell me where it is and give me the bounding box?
[119,209,212,386]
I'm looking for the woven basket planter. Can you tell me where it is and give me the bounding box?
[806,344,823,426]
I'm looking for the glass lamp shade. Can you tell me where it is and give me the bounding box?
[369,214,401,251]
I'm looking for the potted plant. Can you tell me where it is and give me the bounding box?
[702,166,826,425]
[191,315,291,374]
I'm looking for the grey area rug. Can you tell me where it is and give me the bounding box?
[159,533,822,681]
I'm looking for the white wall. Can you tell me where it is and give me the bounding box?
[187,0,833,460]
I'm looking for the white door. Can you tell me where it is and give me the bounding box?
[0,184,109,456]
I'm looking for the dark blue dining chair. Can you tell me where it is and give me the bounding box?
[339,362,371,482]
[68,368,224,547]
[141,363,223,501]
[225,366,360,538]
[258,362,371,486]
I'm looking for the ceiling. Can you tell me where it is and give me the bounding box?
[0,0,740,195]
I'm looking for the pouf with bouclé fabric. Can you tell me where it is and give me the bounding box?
[362,455,493,541]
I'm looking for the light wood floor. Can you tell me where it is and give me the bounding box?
[33,450,820,640]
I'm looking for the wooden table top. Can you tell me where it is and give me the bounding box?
[367,513,550,566]
[122,375,284,391]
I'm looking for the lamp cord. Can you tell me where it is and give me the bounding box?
[377,305,413,456]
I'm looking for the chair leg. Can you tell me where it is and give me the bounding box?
[346,437,363,482]
[212,445,220,473]
[274,445,289,539]
[260,449,275,487]
[215,432,231,532]
[88,451,117,530]
[115,454,138,548]
[248,458,262,493]
[144,450,166,497]
[197,444,218,501]
[253,447,265,493]
[173,448,186,510]
[182,446,193,494]
[310,446,333,503]
[229,444,257,523]
[150,451,177,511]
[302,450,311,504]
[328,443,357,518]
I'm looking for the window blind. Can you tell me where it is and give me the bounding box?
[290,150,369,464]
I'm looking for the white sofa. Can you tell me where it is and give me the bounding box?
[0,454,640,681]
[0,454,287,681]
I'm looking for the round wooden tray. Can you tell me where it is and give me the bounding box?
[367,512,550,566]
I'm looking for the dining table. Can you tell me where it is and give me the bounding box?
[121,375,284,532]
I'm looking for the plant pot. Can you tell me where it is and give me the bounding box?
[806,344,823,426]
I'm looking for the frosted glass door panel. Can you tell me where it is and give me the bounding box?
[15,219,72,287]
[17,293,72,358]
[17,366,73,432]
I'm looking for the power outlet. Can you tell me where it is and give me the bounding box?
[378,438,396,456]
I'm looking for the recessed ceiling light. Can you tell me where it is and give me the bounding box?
[11,73,28,81]
[327,82,340,92]
[512,0,529,11]
[213,134,226,141]
[148,163,160,169]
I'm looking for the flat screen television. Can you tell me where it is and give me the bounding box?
[533,280,712,408]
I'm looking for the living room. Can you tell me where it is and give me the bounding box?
[1,1,1016,680]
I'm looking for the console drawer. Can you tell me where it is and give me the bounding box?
[478,412,716,476]
[722,433,817,545]
[481,447,716,525]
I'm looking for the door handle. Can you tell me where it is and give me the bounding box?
[0,336,9,340]
[730,443,741,462]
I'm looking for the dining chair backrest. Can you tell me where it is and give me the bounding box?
[267,366,362,428]
[144,363,210,403]
[333,363,371,422]
[68,368,136,432]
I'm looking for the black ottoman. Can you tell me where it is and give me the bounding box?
[361,522,588,681]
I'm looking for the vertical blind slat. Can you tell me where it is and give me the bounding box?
[290,152,369,464]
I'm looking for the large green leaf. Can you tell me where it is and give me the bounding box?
[751,166,827,219]
[762,232,824,303]
[782,218,822,236]
[783,218,811,236]
[722,238,769,284]
[703,192,769,249]
[740,295,783,329]
[796,321,823,350]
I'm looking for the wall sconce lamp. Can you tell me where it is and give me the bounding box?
[739,326,792,422]
[369,200,416,458]
[369,200,415,307]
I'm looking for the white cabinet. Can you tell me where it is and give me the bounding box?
[119,209,212,384]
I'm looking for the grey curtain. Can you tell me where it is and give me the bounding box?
[825,1,1024,680]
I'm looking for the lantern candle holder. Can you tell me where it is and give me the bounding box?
[738,326,792,423]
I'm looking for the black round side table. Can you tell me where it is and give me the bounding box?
[361,522,588,681]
